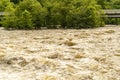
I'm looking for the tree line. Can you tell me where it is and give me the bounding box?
[97,0,120,25]
[0,0,120,29]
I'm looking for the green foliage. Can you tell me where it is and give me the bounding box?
[15,0,47,28]
[112,0,120,9]
[105,18,120,25]
[97,0,112,9]
[0,0,11,11]
[96,0,120,25]
[97,0,120,9]
[1,0,105,29]
[2,3,17,29]
[18,10,34,29]
[67,0,104,28]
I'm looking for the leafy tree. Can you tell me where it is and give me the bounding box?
[50,1,69,28]
[18,10,33,29]
[0,0,11,11]
[2,3,17,29]
[68,0,104,28]
[15,0,47,28]
[2,2,34,30]
[112,0,120,9]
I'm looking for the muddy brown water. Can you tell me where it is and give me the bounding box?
[0,26,120,80]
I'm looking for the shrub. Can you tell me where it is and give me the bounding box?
[17,10,34,29]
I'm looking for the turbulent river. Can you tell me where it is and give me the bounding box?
[0,26,120,80]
